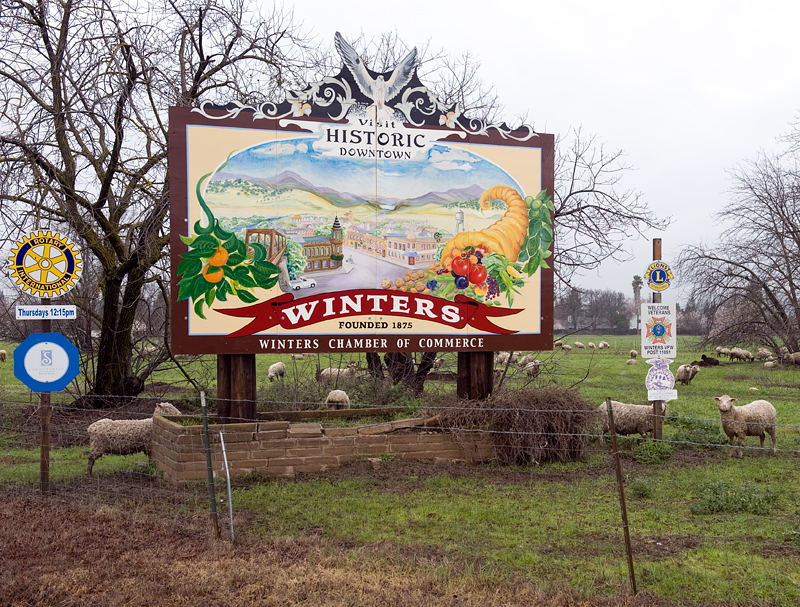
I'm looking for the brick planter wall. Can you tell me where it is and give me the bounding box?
[151,416,494,488]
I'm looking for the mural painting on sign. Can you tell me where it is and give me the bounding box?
[169,33,555,356]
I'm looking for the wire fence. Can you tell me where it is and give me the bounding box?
[2,392,800,605]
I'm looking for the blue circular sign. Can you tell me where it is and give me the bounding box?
[14,333,80,393]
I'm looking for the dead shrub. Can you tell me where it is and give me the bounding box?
[433,387,596,465]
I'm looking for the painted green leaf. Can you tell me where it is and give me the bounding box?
[237,273,257,288]
[177,281,192,302]
[177,258,202,279]
[180,248,211,260]
[179,234,195,245]
[237,290,258,303]
[217,281,230,302]
[194,298,207,320]
[192,234,219,250]
[205,288,216,306]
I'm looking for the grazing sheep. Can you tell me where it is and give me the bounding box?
[756,348,773,360]
[561,344,572,352]
[517,354,535,367]
[598,401,666,439]
[587,342,596,349]
[700,354,720,366]
[598,341,610,349]
[325,389,351,410]
[675,364,700,386]
[318,363,357,383]
[729,347,753,362]
[523,360,541,379]
[626,358,637,365]
[629,349,638,359]
[573,342,586,349]
[719,347,731,358]
[87,403,181,477]
[0,349,5,362]
[764,360,780,369]
[290,353,304,361]
[268,361,286,382]
[713,395,777,458]
[495,351,519,365]
[554,340,563,347]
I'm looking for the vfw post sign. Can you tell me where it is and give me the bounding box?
[169,33,554,355]
[641,303,676,359]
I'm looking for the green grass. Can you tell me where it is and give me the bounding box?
[4,334,800,604]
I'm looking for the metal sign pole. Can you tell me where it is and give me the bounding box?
[40,298,51,493]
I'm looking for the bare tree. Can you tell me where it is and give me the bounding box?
[677,145,800,352]
[0,0,309,402]
[302,30,504,124]
[553,127,671,286]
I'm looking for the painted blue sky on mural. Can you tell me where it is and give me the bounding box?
[210,138,521,202]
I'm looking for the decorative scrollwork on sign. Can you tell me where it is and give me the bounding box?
[190,33,538,142]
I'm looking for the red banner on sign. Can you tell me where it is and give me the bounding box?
[218,289,522,337]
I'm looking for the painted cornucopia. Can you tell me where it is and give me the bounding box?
[414,186,553,306]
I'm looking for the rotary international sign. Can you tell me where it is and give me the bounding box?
[9,231,82,298]
[169,33,554,355]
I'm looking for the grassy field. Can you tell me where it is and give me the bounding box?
[2,335,800,606]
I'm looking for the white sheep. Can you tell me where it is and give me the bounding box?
[561,344,573,352]
[554,340,563,347]
[764,360,780,369]
[290,353,304,361]
[268,361,286,382]
[523,360,541,379]
[629,349,638,359]
[87,402,181,476]
[495,351,519,365]
[318,363,357,383]
[517,354,535,367]
[325,389,351,410]
[713,395,777,458]
[0,349,6,362]
[675,364,700,386]
[587,342,596,349]
[756,348,773,360]
[574,341,586,349]
[625,358,637,365]
[598,401,666,439]
[598,341,610,349]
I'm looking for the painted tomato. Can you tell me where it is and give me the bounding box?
[451,257,472,277]
[469,264,488,285]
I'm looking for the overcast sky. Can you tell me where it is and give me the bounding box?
[289,0,800,301]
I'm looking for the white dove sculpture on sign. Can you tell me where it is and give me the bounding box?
[334,32,417,121]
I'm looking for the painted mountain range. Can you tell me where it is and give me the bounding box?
[211,170,486,210]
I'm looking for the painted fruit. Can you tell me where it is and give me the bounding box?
[473,282,488,296]
[207,246,230,267]
[451,257,472,277]
[454,275,470,290]
[469,264,488,285]
[202,263,224,283]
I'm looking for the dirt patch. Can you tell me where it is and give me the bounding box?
[0,490,680,607]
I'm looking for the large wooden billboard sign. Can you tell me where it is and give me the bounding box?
[170,33,554,355]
